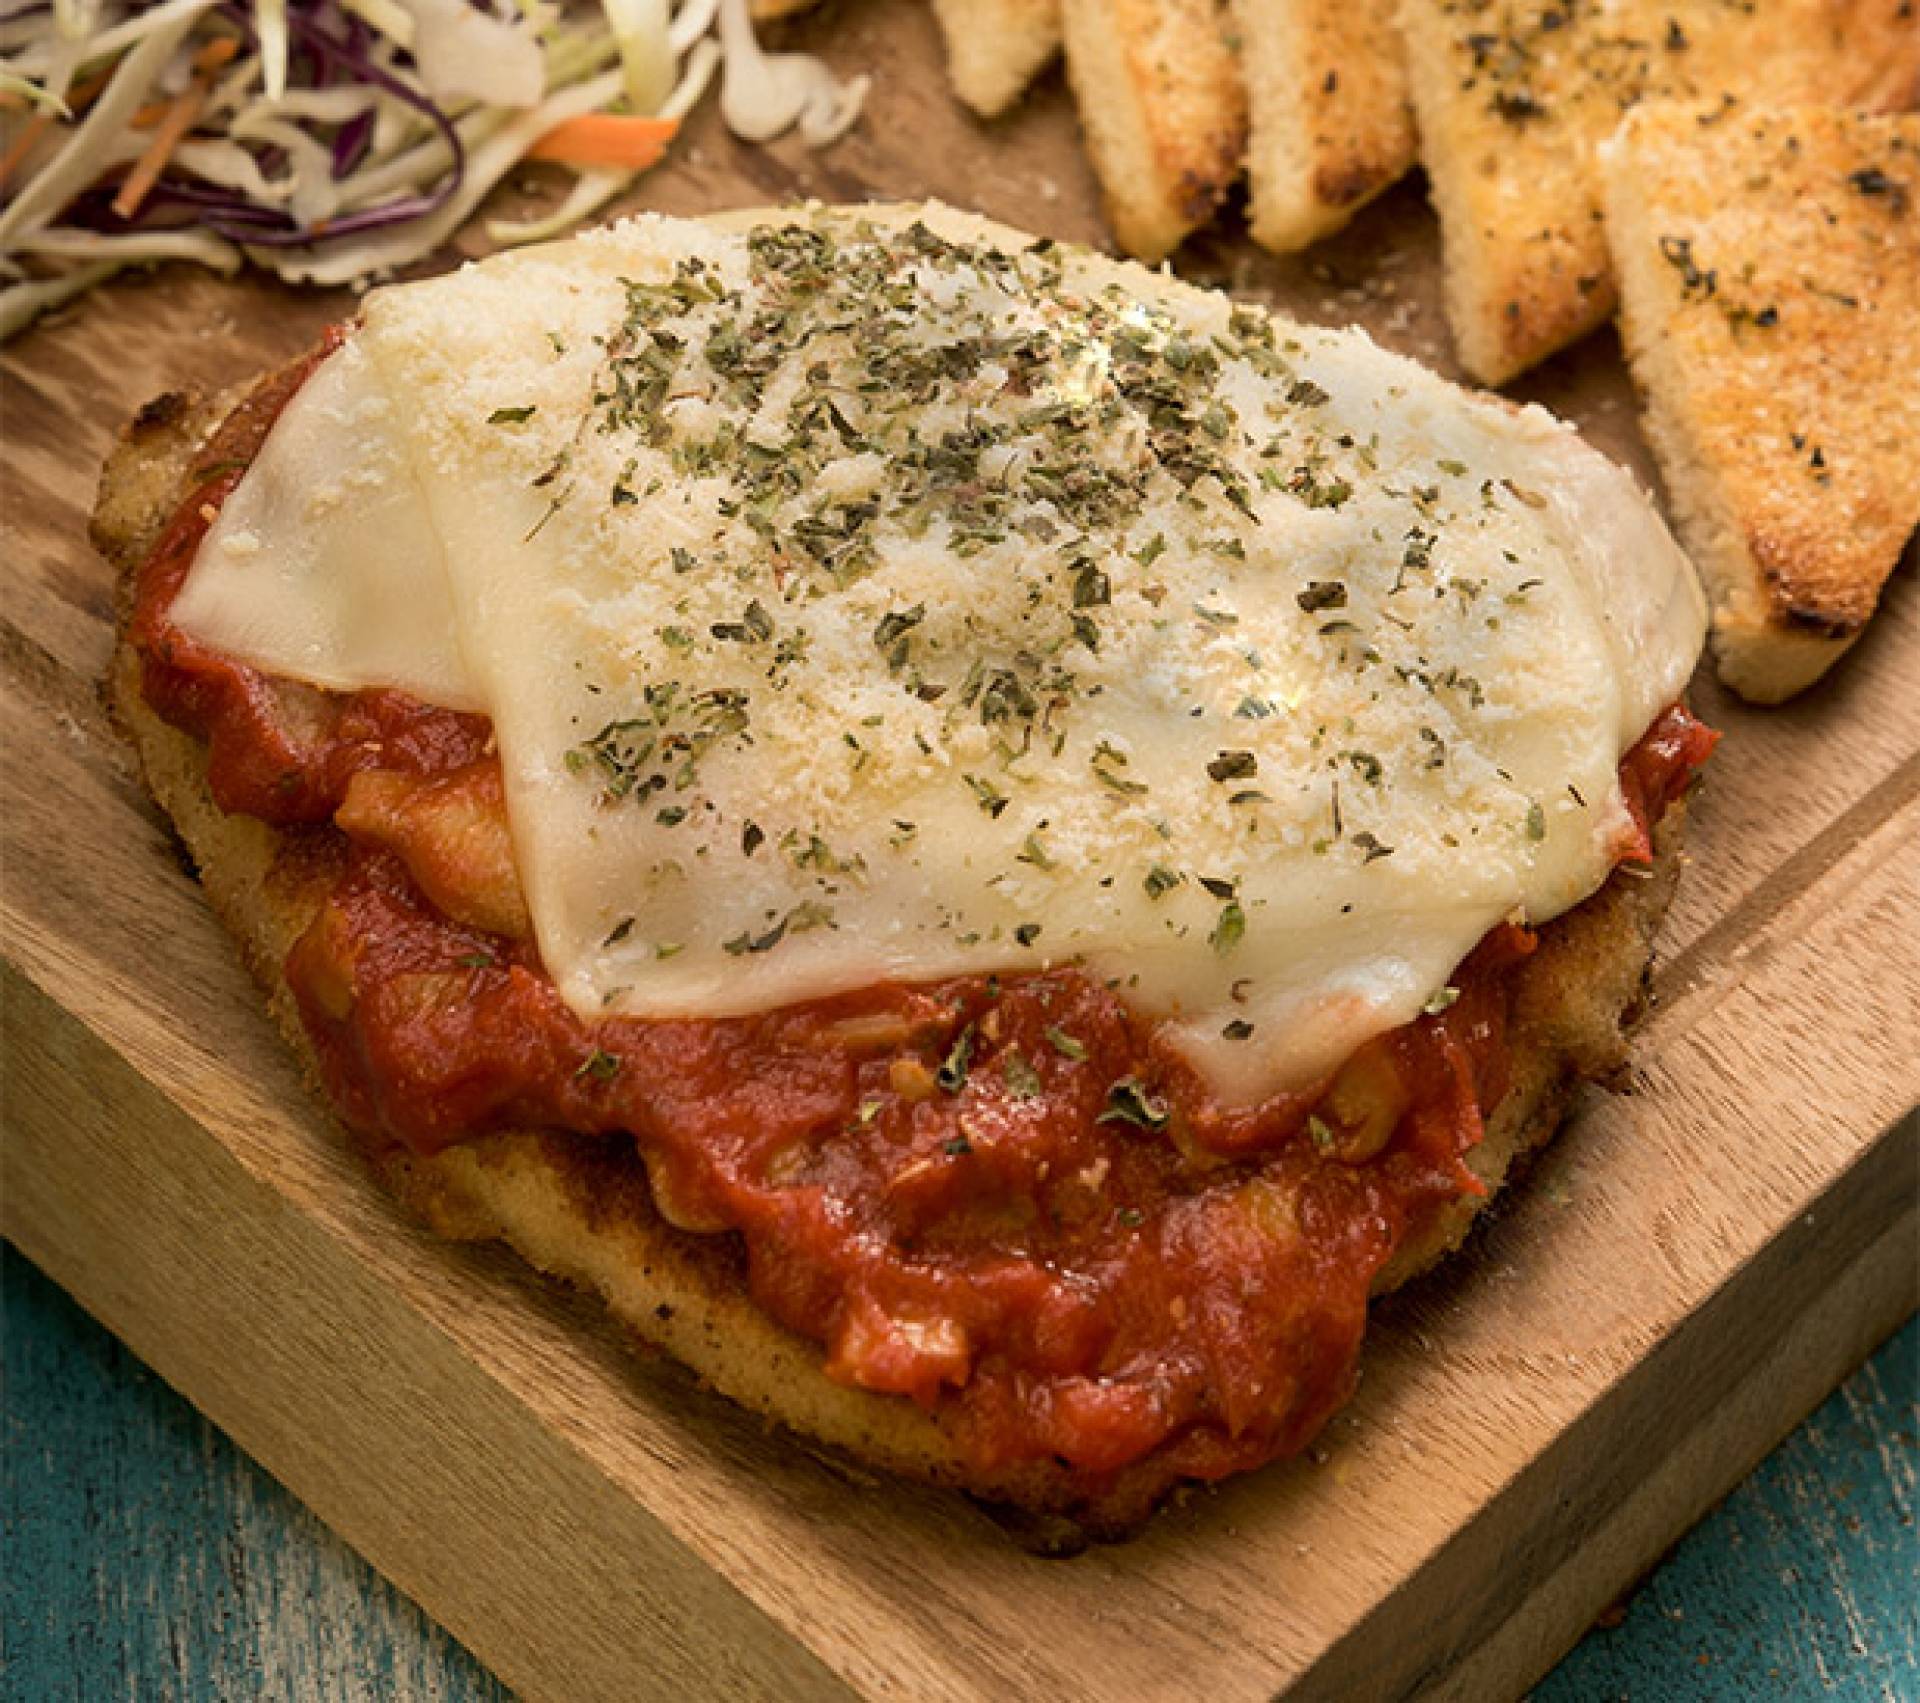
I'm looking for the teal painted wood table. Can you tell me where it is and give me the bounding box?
[5,1245,1914,1699]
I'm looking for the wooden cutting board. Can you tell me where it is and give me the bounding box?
[3,5,1916,1698]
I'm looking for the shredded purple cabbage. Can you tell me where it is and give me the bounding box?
[330,107,374,179]
[94,0,470,251]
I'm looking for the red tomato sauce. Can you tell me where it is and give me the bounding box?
[132,349,1717,1490]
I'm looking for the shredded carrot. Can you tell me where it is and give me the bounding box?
[108,38,236,219]
[111,83,208,219]
[0,65,117,176]
[525,113,680,170]
[194,35,241,73]
[0,111,54,190]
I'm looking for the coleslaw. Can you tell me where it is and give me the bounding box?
[0,0,867,338]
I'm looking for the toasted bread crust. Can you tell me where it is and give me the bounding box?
[99,369,1688,1534]
[929,0,1062,118]
[1235,0,1417,253]
[1060,0,1249,261]
[1603,101,1920,703]
[1401,0,1917,385]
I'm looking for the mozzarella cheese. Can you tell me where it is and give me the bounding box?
[174,204,1707,1102]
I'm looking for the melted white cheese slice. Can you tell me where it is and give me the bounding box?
[176,204,1707,1102]
[173,334,480,713]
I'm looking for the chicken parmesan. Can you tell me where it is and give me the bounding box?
[103,203,1713,1533]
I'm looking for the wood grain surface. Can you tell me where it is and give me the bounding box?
[3,4,1917,1699]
